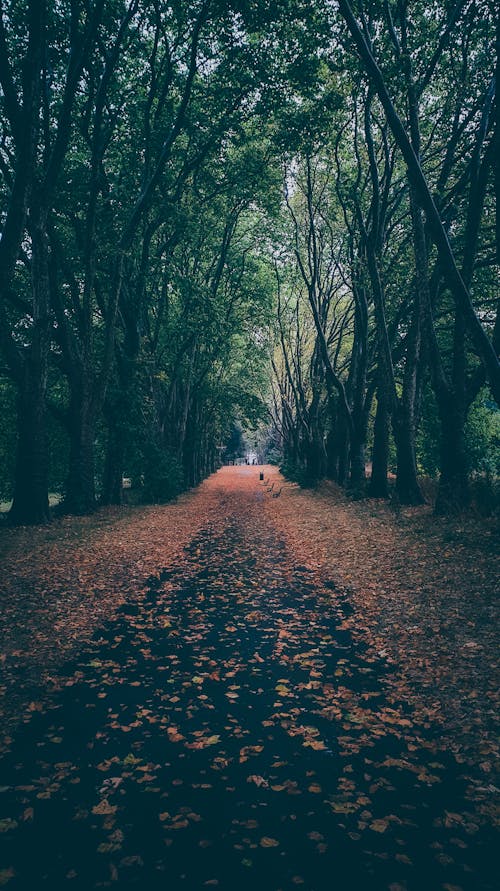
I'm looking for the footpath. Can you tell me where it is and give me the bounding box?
[0,467,498,889]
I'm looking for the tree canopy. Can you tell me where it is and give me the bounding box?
[0,0,498,523]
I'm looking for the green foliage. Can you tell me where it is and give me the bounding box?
[465,395,500,477]
[418,387,500,480]
[280,461,316,488]
[141,445,185,504]
[0,0,498,520]
[223,424,246,463]
[416,384,441,477]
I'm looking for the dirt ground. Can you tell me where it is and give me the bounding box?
[261,470,499,771]
[0,486,221,738]
[1,467,498,766]
[0,466,498,889]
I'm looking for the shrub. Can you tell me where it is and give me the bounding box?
[141,445,185,504]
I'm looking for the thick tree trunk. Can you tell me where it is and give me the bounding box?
[435,399,470,514]
[305,440,323,484]
[64,382,96,514]
[349,431,366,492]
[9,366,50,525]
[101,415,124,505]
[305,414,326,484]
[393,406,424,505]
[368,393,389,498]
[325,426,338,481]
[329,404,350,486]
[391,190,426,506]
[9,200,51,525]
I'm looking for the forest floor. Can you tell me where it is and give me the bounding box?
[0,466,498,889]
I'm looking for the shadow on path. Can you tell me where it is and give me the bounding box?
[0,487,496,889]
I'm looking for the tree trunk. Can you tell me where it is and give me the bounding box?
[64,381,96,514]
[9,365,50,525]
[393,406,424,505]
[337,420,350,487]
[349,430,366,492]
[325,425,339,481]
[101,413,124,505]
[305,438,323,484]
[435,398,470,514]
[9,200,51,526]
[348,296,369,492]
[368,392,389,498]
[305,412,326,484]
[391,189,426,506]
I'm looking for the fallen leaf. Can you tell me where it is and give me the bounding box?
[260,837,279,847]
[247,775,268,788]
[92,800,117,816]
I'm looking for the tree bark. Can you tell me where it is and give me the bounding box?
[434,398,470,513]
[349,428,366,492]
[368,391,390,498]
[101,415,124,506]
[393,408,424,504]
[8,363,50,525]
[9,199,51,525]
[64,377,97,514]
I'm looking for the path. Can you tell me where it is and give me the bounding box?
[0,469,497,889]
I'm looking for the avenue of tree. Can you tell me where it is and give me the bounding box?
[0,0,498,525]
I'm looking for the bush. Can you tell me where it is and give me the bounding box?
[470,473,500,517]
[141,445,185,504]
[280,461,317,488]
[465,396,500,477]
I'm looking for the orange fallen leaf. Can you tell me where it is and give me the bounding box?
[92,799,117,816]
[247,775,268,788]
[308,783,322,793]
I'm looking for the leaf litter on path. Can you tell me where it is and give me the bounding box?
[0,466,498,889]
